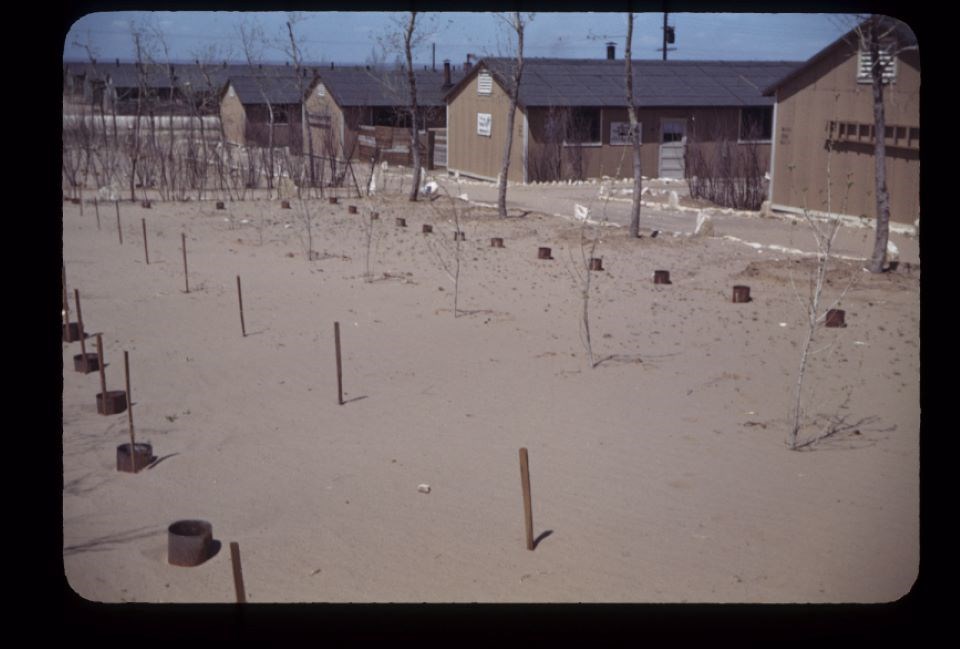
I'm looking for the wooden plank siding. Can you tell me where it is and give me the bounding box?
[770,41,920,224]
[448,65,772,184]
[446,70,525,183]
[219,86,246,146]
[525,106,771,182]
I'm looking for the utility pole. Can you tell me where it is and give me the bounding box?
[662,12,676,60]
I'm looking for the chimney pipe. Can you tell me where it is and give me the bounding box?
[116,58,120,67]
[606,42,616,60]
[464,53,473,73]
[443,59,451,88]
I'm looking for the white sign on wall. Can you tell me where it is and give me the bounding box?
[610,121,637,146]
[477,112,492,137]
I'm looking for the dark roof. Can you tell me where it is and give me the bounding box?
[463,58,801,108]
[227,74,310,105]
[64,60,322,94]
[314,66,466,108]
[762,16,918,96]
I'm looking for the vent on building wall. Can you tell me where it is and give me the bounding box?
[317,83,326,97]
[857,46,897,83]
[478,71,493,95]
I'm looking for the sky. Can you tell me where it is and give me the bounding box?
[63,11,863,66]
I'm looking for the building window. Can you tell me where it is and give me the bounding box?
[857,44,897,83]
[372,107,410,128]
[272,107,290,125]
[477,72,493,95]
[564,108,601,145]
[661,119,686,143]
[739,107,773,141]
[609,121,641,145]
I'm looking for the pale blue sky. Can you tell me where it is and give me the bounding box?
[63,11,863,65]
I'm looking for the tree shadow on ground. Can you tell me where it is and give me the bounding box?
[793,414,894,451]
[593,351,680,368]
[64,526,165,557]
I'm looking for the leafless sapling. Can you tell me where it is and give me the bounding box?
[787,131,860,450]
[625,12,643,238]
[495,11,531,218]
[426,182,469,317]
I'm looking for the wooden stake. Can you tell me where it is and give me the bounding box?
[124,350,135,455]
[96,334,107,398]
[142,218,149,265]
[237,275,246,337]
[62,266,72,342]
[230,542,247,604]
[94,197,101,230]
[334,321,343,405]
[79,187,84,217]
[75,289,88,371]
[115,200,123,245]
[519,447,534,551]
[182,233,189,293]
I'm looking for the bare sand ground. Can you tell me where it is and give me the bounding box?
[61,178,919,603]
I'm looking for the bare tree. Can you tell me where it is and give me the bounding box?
[403,12,422,201]
[149,23,181,201]
[127,22,149,202]
[526,105,567,182]
[185,45,230,201]
[625,13,643,238]
[852,15,914,273]
[71,37,116,192]
[295,198,318,261]
[686,112,767,210]
[280,13,319,193]
[238,19,277,196]
[374,13,437,200]
[426,183,468,317]
[566,175,628,368]
[496,12,531,218]
[787,104,859,450]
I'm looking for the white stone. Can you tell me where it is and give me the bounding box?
[668,190,680,209]
[693,211,714,237]
[886,239,899,262]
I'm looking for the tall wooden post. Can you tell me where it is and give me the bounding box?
[62,266,72,342]
[142,218,149,264]
[182,233,189,293]
[124,351,135,454]
[334,322,343,406]
[237,275,246,337]
[230,542,247,603]
[115,200,123,244]
[519,448,534,551]
[75,289,88,371]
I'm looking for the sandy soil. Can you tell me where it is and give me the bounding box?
[61,179,920,603]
